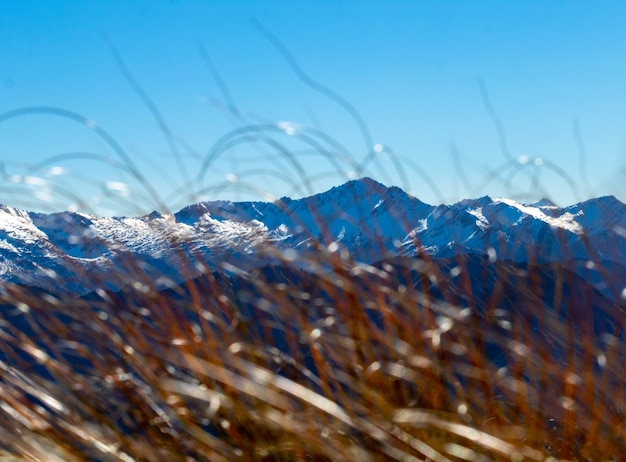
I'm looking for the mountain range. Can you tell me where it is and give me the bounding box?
[0,177,624,296]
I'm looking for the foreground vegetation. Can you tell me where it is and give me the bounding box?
[0,237,623,461]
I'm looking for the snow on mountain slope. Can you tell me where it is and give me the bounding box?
[0,177,624,294]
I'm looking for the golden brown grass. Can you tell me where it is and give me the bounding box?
[0,229,623,461]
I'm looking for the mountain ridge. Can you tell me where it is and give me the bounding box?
[1,177,625,295]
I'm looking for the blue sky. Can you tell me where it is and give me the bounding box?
[2,1,626,215]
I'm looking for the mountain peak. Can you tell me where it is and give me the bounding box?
[585,195,624,207]
[347,176,387,189]
[275,177,388,205]
[330,176,388,196]
[530,197,558,208]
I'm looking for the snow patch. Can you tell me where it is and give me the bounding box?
[467,208,489,230]
[494,198,583,234]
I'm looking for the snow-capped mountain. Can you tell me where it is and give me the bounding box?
[1,177,625,295]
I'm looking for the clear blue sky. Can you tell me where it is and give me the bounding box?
[2,1,626,215]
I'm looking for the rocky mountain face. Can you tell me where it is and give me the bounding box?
[0,177,624,295]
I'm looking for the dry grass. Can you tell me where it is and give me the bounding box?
[0,220,623,461]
